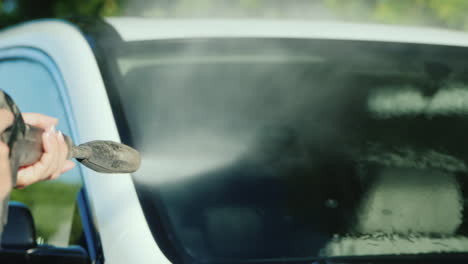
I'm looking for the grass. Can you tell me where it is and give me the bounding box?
[10,181,81,244]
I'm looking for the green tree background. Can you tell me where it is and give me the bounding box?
[2,0,468,30]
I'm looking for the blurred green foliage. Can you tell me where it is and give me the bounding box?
[0,0,124,27]
[10,181,80,243]
[2,0,468,31]
[324,0,468,30]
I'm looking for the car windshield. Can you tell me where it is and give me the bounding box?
[108,38,468,263]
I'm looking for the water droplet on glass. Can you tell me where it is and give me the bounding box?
[3,0,17,14]
[325,198,338,209]
[382,209,393,215]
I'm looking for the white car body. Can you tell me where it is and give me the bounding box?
[2,17,468,263]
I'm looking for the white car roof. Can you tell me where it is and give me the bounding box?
[107,17,468,47]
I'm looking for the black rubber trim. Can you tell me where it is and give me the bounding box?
[77,188,104,264]
[68,17,133,146]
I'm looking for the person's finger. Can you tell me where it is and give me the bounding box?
[16,128,56,188]
[16,160,47,188]
[0,109,13,132]
[49,131,68,180]
[61,160,76,174]
[42,127,60,178]
[22,113,58,130]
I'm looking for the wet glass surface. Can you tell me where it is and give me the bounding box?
[112,39,468,262]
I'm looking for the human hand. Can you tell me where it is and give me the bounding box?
[0,109,13,199]
[15,113,75,188]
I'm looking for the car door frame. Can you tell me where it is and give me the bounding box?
[0,46,104,262]
[0,19,166,264]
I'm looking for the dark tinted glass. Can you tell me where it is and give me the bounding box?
[114,39,468,262]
